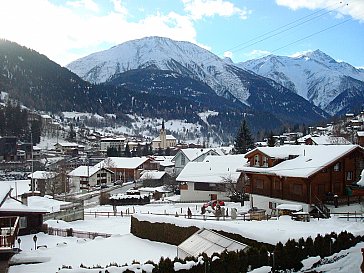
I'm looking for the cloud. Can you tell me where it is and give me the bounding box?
[289,50,313,58]
[182,0,251,20]
[66,0,99,12]
[276,0,364,22]
[0,0,199,66]
[244,49,271,60]
[223,51,233,58]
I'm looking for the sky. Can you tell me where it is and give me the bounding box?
[0,0,363,68]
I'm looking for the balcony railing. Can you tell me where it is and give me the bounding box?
[0,216,20,249]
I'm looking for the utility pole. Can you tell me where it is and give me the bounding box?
[31,132,34,193]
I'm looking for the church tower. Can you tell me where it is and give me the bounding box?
[160,120,167,149]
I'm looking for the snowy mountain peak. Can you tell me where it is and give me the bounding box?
[67,36,252,102]
[239,50,364,115]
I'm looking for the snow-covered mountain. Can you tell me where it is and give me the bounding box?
[67,36,328,126]
[67,36,251,103]
[239,50,364,115]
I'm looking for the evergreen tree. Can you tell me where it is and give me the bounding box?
[124,143,131,157]
[233,119,255,154]
[107,147,119,157]
[68,123,76,141]
[267,131,275,147]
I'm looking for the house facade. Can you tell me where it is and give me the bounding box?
[173,148,223,175]
[68,166,114,191]
[99,137,126,154]
[239,145,364,212]
[95,157,154,183]
[177,154,246,202]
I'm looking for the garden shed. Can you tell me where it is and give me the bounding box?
[177,228,248,259]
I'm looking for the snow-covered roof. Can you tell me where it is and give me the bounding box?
[68,166,113,177]
[100,137,126,142]
[240,145,361,178]
[138,186,171,193]
[95,157,150,169]
[178,229,248,258]
[28,171,57,179]
[0,185,11,205]
[55,142,84,148]
[150,156,175,167]
[176,154,247,183]
[357,131,364,137]
[308,135,351,145]
[177,148,223,162]
[153,135,177,142]
[140,171,166,180]
[276,204,303,211]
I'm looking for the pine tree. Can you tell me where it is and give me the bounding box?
[124,143,131,157]
[267,131,275,147]
[233,119,255,154]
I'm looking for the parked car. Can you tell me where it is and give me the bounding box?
[203,200,225,208]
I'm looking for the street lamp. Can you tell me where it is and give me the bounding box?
[17,238,21,250]
[33,235,37,250]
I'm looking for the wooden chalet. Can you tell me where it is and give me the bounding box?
[95,157,155,183]
[239,145,364,214]
[0,187,47,236]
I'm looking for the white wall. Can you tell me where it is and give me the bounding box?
[249,194,310,213]
[180,182,230,202]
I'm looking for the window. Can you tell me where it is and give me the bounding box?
[263,156,268,167]
[254,155,260,166]
[19,217,27,229]
[346,171,353,181]
[181,154,186,166]
[333,162,341,172]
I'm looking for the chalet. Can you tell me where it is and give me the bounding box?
[173,148,224,175]
[139,170,167,187]
[149,156,175,171]
[302,134,351,145]
[0,187,46,236]
[68,166,114,191]
[28,171,58,195]
[238,145,364,213]
[357,131,364,147]
[54,142,85,155]
[95,157,154,183]
[177,154,246,202]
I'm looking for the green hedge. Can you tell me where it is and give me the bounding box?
[131,216,274,250]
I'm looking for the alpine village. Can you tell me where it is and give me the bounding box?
[1,3,364,273]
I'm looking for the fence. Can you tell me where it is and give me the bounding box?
[47,227,111,239]
[44,202,84,222]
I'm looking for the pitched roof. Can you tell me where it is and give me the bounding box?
[240,145,361,178]
[176,154,247,183]
[178,229,248,258]
[68,166,113,177]
[140,171,166,180]
[176,148,223,162]
[152,135,177,142]
[28,171,57,179]
[95,157,150,169]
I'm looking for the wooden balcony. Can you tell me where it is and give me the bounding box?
[0,216,20,252]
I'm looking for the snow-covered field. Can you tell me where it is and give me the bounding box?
[8,201,364,273]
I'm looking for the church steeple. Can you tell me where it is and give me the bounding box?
[162,120,165,131]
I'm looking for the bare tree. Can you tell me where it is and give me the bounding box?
[221,173,248,205]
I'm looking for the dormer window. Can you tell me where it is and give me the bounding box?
[254,154,260,166]
[263,156,268,167]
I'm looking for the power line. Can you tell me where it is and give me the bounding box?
[218,2,346,58]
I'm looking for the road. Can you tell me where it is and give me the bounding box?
[83,182,137,208]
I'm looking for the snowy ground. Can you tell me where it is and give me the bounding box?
[8,200,364,273]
